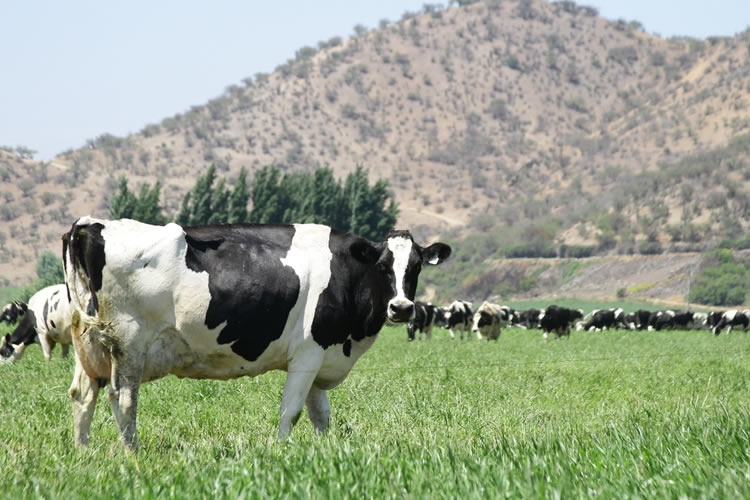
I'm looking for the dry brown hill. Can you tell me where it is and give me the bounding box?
[2,0,750,285]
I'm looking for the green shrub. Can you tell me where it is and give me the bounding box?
[689,249,749,306]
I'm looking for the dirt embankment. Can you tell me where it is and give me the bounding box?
[500,252,703,305]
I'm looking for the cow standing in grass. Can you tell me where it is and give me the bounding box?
[442,300,473,340]
[540,305,583,339]
[406,302,440,341]
[471,302,511,341]
[63,218,451,450]
[710,310,749,335]
[0,285,72,362]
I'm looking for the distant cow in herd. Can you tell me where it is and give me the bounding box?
[540,305,583,339]
[576,308,625,332]
[471,302,512,341]
[0,284,73,363]
[442,300,474,340]
[407,302,442,341]
[708,310,749,335]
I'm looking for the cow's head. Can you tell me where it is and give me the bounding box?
[0,301,27,325]
[0,310,37,363]
[351,230,451,323]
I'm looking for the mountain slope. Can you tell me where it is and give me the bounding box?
[2,0,749,284]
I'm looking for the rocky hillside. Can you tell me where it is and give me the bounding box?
[2,0,750,284]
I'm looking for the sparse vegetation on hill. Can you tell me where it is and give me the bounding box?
[2,0,750,288]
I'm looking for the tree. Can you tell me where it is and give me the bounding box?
[248,164,398,241]
[178,165,251,225]
[109,176,166,225]
[36,251,64,287]
[227,168,249,223]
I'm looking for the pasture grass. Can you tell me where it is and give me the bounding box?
[1,324,749,498]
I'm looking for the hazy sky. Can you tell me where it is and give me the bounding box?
[2,1,749,160]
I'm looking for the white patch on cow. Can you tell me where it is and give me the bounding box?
[280,224,333,340]
[388,236,412,301]
[386,236,414,319]
[724,310,737,322]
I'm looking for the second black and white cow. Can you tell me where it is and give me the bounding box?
[442,300,473,340]
[470,302,512,341]
[540,305,583,339]
[0,284,72,362]
[624,310,653,331]
[512,308,542,329]
[576,308,625,332]
[0,301,27,324]
[406,302,440,341]
[63,218,451,450]
[710,310,749,335]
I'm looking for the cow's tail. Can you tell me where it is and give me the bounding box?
[62,217,113,380]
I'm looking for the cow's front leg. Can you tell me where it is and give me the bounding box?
[60,343,71,358]
[108,352,146,452]
[69,358,101,446]
[306,384,330,434]
[279,352,323,440]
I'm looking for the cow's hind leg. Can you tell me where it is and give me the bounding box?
[306,384,330,434]
[69,358,101,446]
[107,351,146,452]
[39,334,55,362]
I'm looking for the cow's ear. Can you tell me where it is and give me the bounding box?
[422,243,451,265]
[350,240,380,264]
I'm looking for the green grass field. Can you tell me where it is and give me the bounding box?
[1,322,749,498]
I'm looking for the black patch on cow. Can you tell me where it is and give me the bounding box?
[66,221,106,313]
[42,300,49,329]
[311,231,390,349]
[183,224,300,362]
[342,339,352,357]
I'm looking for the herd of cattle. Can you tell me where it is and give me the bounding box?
[0,217,748,451]
[4,290,747,366]
[406,300,750,341]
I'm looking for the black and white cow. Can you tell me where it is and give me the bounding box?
[540,305,583,339]
[624,309,653,331]
[710,310,749,335]
[470,302,512,341]
[442,300,473,340]
[0,301,27,324]
[0,284,72,362]
[670,311,695,330]
[576,308,625,332]
[512,308,542,329]
[406,302,440,341]
[63,217,451,450]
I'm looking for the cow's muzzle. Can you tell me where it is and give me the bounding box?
[387,299,415,323]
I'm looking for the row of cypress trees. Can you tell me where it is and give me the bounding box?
[109,164,398,241]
